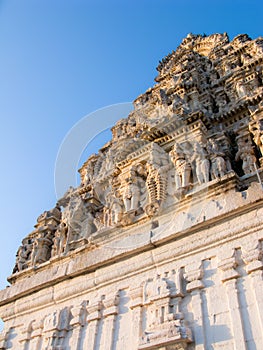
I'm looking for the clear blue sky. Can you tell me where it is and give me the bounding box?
[0,0,262,290]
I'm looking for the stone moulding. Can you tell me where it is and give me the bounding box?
[1,32,263,349]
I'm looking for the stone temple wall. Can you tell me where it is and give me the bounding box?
[1,32,263,350]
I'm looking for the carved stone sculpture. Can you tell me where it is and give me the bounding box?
[122,165,145,212]
[170,143,191,190]
[249,122,263,157]
[51,221,68,257]
[10,32,263,272]
[191,142,210,184]
[207,139,227,179]
[235,138,257,175]
[145,143,170,216]
[31,230,54,266]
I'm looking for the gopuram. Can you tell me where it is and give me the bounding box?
[1,32,263,350]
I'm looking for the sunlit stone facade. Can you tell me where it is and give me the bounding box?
[1,33,263,350]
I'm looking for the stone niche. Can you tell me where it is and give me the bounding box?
[1,32,263,350]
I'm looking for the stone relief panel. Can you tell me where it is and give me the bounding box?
[10,32,263,273]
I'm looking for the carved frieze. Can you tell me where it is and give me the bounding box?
[11,32,263,274]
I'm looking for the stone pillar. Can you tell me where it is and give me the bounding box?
[83,299,102,350]
[101,292,119,350]
[41,311,59,350]
[218,249,246,350]
[243,239,263,344]
[185,263,205,349]
[19,323,31,350]
[26,320,44,350]
[129,285,143,348]
[68,303,86,350]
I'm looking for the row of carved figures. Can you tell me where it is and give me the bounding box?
[13,126,263,273]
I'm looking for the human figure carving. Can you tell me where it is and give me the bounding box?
[31,230,53,266]
[235,139,257,174]
[122,165,145,212]
[51,222,68,256]
[249,123,263,157]
[207,139,227,179]
[236,80,247,98]
[191,142,210,184]
[104,188,124,226]
[110,189,123,226]
[170,143,191,190]
[13,239,33,272]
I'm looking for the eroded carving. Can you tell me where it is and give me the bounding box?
[11,32,263,272]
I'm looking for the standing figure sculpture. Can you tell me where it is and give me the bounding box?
[104,188,124,227]
[249,122,263,157]
[31,230,54,266]
[170,143,192,190]
[51,221,68,257]
[122,165,145,212]
[207,139,227,179]
[235,139,257,175]
[191,142,210,185]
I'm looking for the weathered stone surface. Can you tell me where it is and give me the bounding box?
[1,32,263,349]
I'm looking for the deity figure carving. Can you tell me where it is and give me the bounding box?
[31,230,54,266]
[216,92,229,113]
[51,221,68,257]
[13,239,33,273]
[191,142,210,184]
[58,189,96,246]
[249,122,263,157]
[82,163,94,186]
[170,143,192,190]
[122,165,146,213]
[235,139,257,175]
[104,188,124,227]
[236,80,247,98]
[207,139,227,179]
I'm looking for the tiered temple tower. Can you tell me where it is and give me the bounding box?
[1,32,263,350]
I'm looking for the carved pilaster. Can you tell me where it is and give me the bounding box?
[184,263,204,350]
[129,285,143,348]
[68,303,86,350]
[83,299,103,350]
[101,292,119,350]
[218,249,246,350]
[19,324,31,350]
[242,240,263,342]
[28,319,44,350]
[42,311,59,350]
